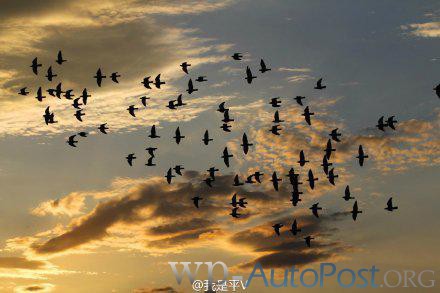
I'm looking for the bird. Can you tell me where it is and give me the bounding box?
[140,96,150,107]
[351,201,362,221]
[165,168,175,184]
[298,150,309,167]
[324,139,336,160]
[110,72,121,83]
[376,116,388,131]
[187,79,198,94]
[385,197,398,212]
[56,50,66,65]
[196,76,207,82]
[78,132,88,138]
[54,82,64,99]
[310,203,322,218]
[141,76,153,89]
[233,175,244,186]
[146,157,156,167]
[191,196,202,208]
[304,236,314,248]
[217,102,228,113]
[245,66,257,84]
[221,123,232,132]
[149,125,160,138]
[207,167,219,179]
[43,106,57,125]
[230,207,241,218]
[302,106,314,125]
[180,62,191,74]
[269,97,282,108]
[273,111,284,123]
[31,57,42,75]
[286,168,301,186]
[221,147,233,167]
[314,78,326,89]
[356,145,368,166]
[327,168,338,185]
[173,127,185,144]
[329,128,342,142]
[72,98,82,109]
[126,154,136,166]
[67,135,78,147]
[46,66,57,81]
[294,96,306,106]
[166,100,177,110]
[35,87,45,102]
[290,190,302,206]
[127,105,139,117]
[145,147,157,157]
[253,171,264,183]
[289,219,301,235]
[307,169,318,190]
[18,87,29,96]
[174,165,184,176]
[269,124,281,135]
[98,123,109,134]
[80,88,91,105]
[321,155,332,175]
[245,174,256,184]
[270,172,281,191]
[387,116,398,130]
[231,53,242,60]
[204,177,213,187]
[94,68,106,87]
[241,133,253,154]
[434,83,440,98]
[272,223,283,236]
[202,130,213,145]
[74,109,85,122]
[176,94,186,107]
[222,109,234,123]
[343,185,354,201]
[154,74,165,89]
[238,197,247,208]
[259,59,271,73]
[64,89,74,100]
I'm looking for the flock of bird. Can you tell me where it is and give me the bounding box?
[20,50,438,248]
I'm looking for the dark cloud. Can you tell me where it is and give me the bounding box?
[23,285,45,292]
[134,286,179,293]
[0,256,46,269]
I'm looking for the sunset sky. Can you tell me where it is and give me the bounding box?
[0,0,439,292]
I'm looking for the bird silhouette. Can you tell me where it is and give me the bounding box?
[310,203,322,218]
[110,72,121,83]
[329,128,341,142]
[259,59,271,73]
[324,139,336,160]
[376,116,388,131]
[314,78,326,89]
[434,83,440,98]
[343,185,354,201]
[203,130,213,145]
[98,123,109,134]
[298,150,309,167]
[221,147,233,167]
[126,153,136,166]
[191,196,202,208]
[230,207,241,218]
[222,109,234,123]
[269,97,281,108]
[148,125,160,138]
[321,155,332,175]
[78,132,88,138]
[180,62,191,74]
[46,66,57,81]
[146,157,156,166]
[141,76,153,89]
[233,174,244,186]
[272,223,283,236]
[294,96,306,106]
[127,105,139,117]
[19,87,29,96]
[166,100,177,110]
[140,96,150,107]
[253,171,264,183]
[304,236,314,247]
[221,123,232,132]
[64,89,74,100]
[204,177,213,187]
[56,50,66,65]
[351,201,362,221]
[387,116,398,130]
[94,68,106,87]
[270,172,281,191]
[187,78,198,94]
[273,110,284,123]
[173,127,185,144]
[43,106,57,125]
[290,190,302,206]
[307,169,318,189]
[72,98,82,109]
[327,168,338,185]
[145,147,157,157]
[74,109,85,122]
[289,219,301,235]
[241,133,253,154]
[269,124,281,135]
[207,167,219,179]
[154,74,165,88]
[80,88,91,105]
[196,76,207,82]
[302,106,314,125]
[356,145,368,166]
[385,197,398,212]
[217,102,228,113]
[245,66,257,84]
[31,57,42,75]
[67,135,78,147]
[176,94,186,107]
[165,168,175,184]
[231,53,242,60]
[35,87,45,102]
[174,165,184,176]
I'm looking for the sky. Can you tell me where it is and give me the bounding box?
[0,0,439,292]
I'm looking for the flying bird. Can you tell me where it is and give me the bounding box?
[343,185,354,201]
[302,106,314,125]
[187,78,198,94]
[217,102,228,113]
[67,135,78,147]
[307,169,318,190]
[19,87,29,96]
[43,106,57,125]
[127,105,139,117]
[174,165,184,176]
[269,97,281,108]
[74,109,85,122]
[35,87,45,102]
[146,157,156,167]
[327,168,338,185]
[165,168,175,184]
[78,132,88,138]
[72,98,82,109]
[98,123,109,134]
[259,59,271,73]
[329,128,341,142]
[94,68,106,87]
[298,150,309,167]
[148,125,160,138]
[166,100,177,110]
[221,123,232,132]
[356,145,368,166]
[221,147,233,167]
[191,196,202,208]
[253,171,264,183]
[176,94,186,107]
[376,116,388,131]
[314,78,326,89]
[196,76,207,82]
[173,127,185,144]
[141,76,153,89]
[231,53,242,60]
[304,236,314,248]
[222,109,234,123]
[207,167,219,179]
[140,96,150,107]
[126,153,136,166]
[269,124,281,135]
[110,72,121,83]
[241,133,253,154]
[387,116,398,130]
[289,219,301,235]
[321,155,332,175]
[273,111,284,123]
[80,88,91,105]
[324,139,336,160]
[180,62,191,74]
[385,197,398,212]
[203,130,213,145]
[233,174,244,186]
[351,201,362,221]
[31,57,42,75]
[245,66,257,84]
[294,96,306,106]
[64,89,74,100]
[204,177,213,187]
[230,207,241,218]
[145,147,157,157]
[272,223,283,236]
[434,83,440,98]
[46,66,57,81]
[270,172,281,191]
[290,190,302,206]
[154,74,165,88]
[310,203,322,218]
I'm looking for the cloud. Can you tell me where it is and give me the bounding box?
[401,22,440,38]
[134,287,179,293]
[14,283,54,293]
[0,257,46,270]
[286,74,314,83]
[278,67,311,72]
